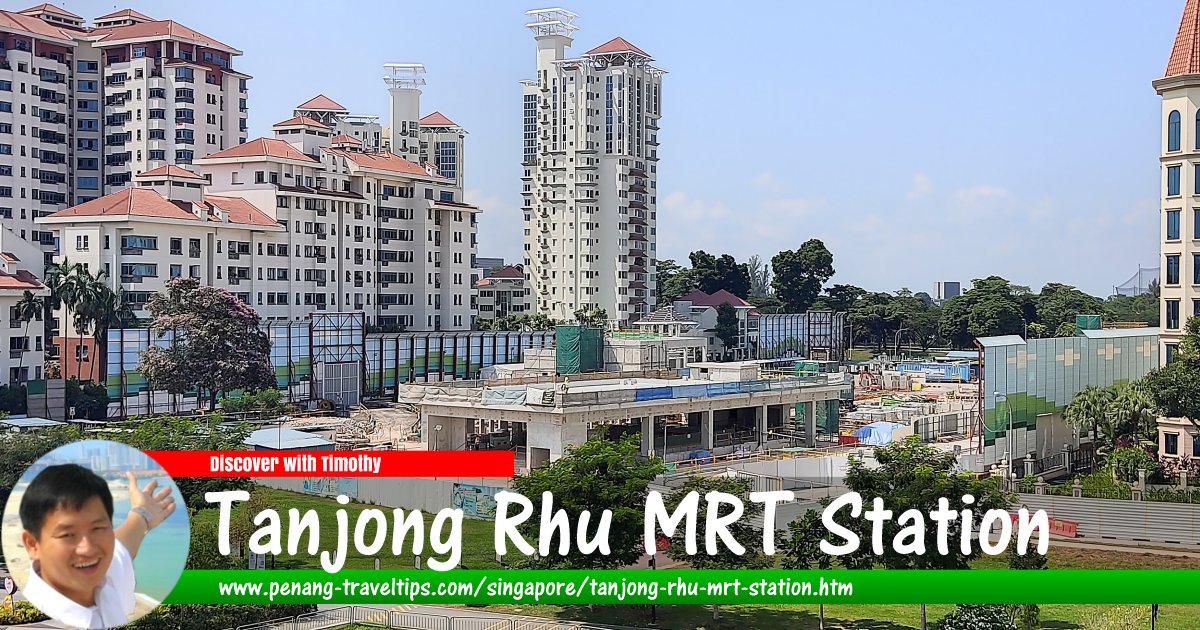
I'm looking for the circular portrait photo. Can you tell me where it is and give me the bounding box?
[2,440,189,629]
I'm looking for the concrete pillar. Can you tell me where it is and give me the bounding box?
[701,410,714,450]
[641,416,654,457]
[756,405,768,446]
[803,402,816,448]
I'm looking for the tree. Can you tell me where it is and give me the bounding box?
[510,436,663,570]
[713,303,740,359]
[13,290,43,381]
[1054,321,1077,337]
[819,284,866,312]
[655,259,695,305]
[772,239,835,313]
[689,251,751,298]
[748,293,785,314]
[938,277,1032,348]
[66,377,109,420]
[573,307,608,329]
[1036,283,1103,336]
[1107,382,1157,446]
[1144,362,1200,433]
[782,436,1013,571]
[220,388,296,422]
[69,266,106,381]
[746,255,771,297]
[139,278,275,409]
[1064,386,1114,468]
[663,475,772,620]
[967,297,1024,339]
[85,284,135,382]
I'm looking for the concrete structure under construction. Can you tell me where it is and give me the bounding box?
[401,362,851,470]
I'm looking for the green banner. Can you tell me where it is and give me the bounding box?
[164,569,1199,605]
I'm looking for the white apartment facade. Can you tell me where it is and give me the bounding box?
[473,265,528,325]
[40,116,478,334]
[0,225,48,384]
[1156,0,1200,363]
[521,9,664,326]
[0,5,246,260]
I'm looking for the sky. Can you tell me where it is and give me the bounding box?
[54,1,1184,297]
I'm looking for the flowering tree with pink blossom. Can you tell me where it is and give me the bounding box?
[139,278,275,410]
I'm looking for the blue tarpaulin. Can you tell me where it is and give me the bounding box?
[852,421,901,446]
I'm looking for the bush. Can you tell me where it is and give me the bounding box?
[1109,447,1157,483]
[0,383,27,414]
[127,604,317,630]
[66,377,110,420]
[936,604,1016,630]
[0,600,50,624]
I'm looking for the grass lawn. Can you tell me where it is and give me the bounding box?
[195,488,1200,629]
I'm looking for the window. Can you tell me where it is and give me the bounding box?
[170,264,182,278]
[1167,254,1181,285]
[121,235,158,251]
[1167,299,1181,330]
[75,235,89,251]
[1168,343,1180,364]
[1195,299,1200,317]
[170,238,182,255]
[0,102,9,113]
[77,118,98,131]
[77,99,98,112]
[78,80,97,92]
[78,177,98,190]
[1166,432,1180,455]
[1169,110,1182,151]
[75,345,89,361]
[175,67,194,82]
[1196,253,1200,285]
[1169,165,1181,196]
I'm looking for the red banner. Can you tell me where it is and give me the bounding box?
[1010,512,1079,538]
[145,450,515,478]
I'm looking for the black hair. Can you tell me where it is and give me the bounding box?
[19,464,114,539]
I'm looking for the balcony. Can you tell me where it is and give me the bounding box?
[175,116,195,124]
[39,112,66,124]
[175,96,195,104]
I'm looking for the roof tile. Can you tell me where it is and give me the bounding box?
[207,137,317,162]
[419,111,457,127]
[584,36,651,58]
[1167,0,1200,77]
[296,94,347,111]
[45,188,200,221]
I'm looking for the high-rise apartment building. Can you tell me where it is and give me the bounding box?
[0,5,247,260]
[1156,0,1200,363]
[38,71,478,369]
[520,9,664,326]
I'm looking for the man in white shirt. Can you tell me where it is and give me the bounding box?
[19,464,176,629]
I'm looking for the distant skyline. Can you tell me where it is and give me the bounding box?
[53,1,1183,297]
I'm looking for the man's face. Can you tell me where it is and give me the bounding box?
[21,496,115,603]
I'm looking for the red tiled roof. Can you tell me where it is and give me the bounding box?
[91,19,239,54]
[490,265,524,279]
[45,188,200,221]
[140,164,205,179]
[205,196,278,227]
[1168,0,1200,77]
[0,252,19,263]
[475,278,493,287]
[327,149,433,178]
[330,134,362,145]
[0,9,73,40]
[0,269,43,291]
[94,8,154,22]
[207,137,317,162]
[584,36,651,58]
[419,111,457,127]
[19,3,80,19]
[273,115,330,129]
[678,289,753,309]
[296,94,347,111]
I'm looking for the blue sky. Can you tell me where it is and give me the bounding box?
[59,1,1182,297]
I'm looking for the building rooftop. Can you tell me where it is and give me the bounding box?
[273,115,330,129]
[1167,0,1200,77]
[1,416,66,429]
[140,165,205,180]
[91,18,240,55]
[584,36,651,58]
[19,3,80,19]
[0,269,44,291]
[94,8,154,22]
[419,112,458,127]
[296,94,347,112]
[245,427,333,450]
[44,188,200,222]
[330,134,362,145]
[206,137,317,162]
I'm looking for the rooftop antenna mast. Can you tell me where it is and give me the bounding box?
[524,7,579,37]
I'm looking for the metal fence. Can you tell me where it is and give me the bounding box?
[230,606,608,630]
[1014,493,1200,545]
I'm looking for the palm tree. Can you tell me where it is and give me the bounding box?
[70,268,106,382]
[44,258,82,372]
[87,284,135,382]
[1108,382,1158,446]
[13,291,43,383]
[1064,386,1114,470]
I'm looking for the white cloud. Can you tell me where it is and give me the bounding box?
[751,171,776,189]
[906,172,933,200]
[951,184,1009,207]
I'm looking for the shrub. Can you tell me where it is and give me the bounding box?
[127,604,317,630]
[1109,447,1157,483]
[0,601,50,625]
[935,604,1016,630]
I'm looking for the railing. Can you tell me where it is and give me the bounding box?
[229,605,610,630]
